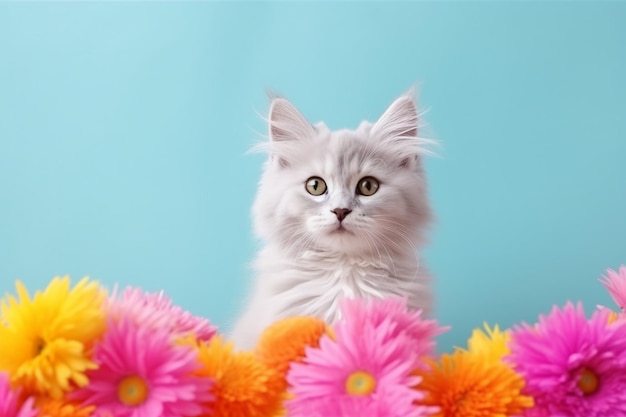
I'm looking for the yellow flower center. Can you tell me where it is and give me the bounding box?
[117,375,150,406]
[577,368,600,395]
[345,370,376,396]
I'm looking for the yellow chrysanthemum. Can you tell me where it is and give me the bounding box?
[0,276,107,398]
[255,316,328,378]
[189,336,284,417]
[466,323,510,363]
[35,397,96,417]
[418,325,533,417]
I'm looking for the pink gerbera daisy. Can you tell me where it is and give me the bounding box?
[599,265,626,310]
[508,302,626,417]
[339,297,446,361]
[286,298,438,417]
[107,286,217,341]
[290,387,428,417]
[72,318,214,417]
[0,372,37,417]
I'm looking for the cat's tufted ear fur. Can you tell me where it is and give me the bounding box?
[371,93,418,141]
[268,98,315,142]
[371,93,424,168]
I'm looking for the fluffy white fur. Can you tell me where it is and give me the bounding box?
[230,93,434,349]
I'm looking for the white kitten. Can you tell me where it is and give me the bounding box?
[230,92,434,349]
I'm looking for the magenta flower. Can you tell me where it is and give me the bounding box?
[289,388,428,417]
[72,318,214,417]
[107,286,217,341]
[508,302,626,417]
[599,265,626,310]
[339,297,446,362]
[286,298,438,417]
[0,372,37,417]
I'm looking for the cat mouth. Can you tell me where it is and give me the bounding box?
[331,224,353,235]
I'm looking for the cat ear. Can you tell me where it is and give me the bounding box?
[268,98,315,142]
[371,93,418,140]
[371,93,421,168]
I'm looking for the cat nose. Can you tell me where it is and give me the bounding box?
[332,208,352,222]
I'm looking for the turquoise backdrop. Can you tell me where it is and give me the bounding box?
[1,2,625,351]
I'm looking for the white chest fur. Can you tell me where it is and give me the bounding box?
[229,245,431,349]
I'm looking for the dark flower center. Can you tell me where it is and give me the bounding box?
[577,368,600,395]
[34,337,46,356]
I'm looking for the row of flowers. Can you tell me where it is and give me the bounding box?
[1,266,625,417]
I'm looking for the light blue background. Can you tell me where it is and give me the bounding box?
[1,2,625,352]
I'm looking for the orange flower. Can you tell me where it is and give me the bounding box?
[255,316,328,380]
[417,325,533,417]
[190,336,284,417]
[35,397,95,417]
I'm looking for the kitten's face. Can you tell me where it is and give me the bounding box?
[253,94,432,256]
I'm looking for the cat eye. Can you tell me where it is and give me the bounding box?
[305,176,327,196]
[356,176,380,196]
